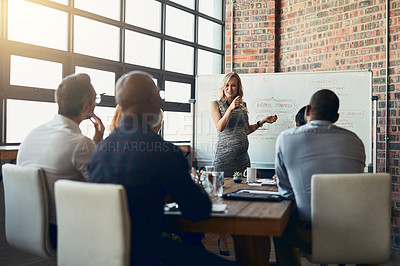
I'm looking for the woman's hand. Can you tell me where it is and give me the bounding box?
[228,96,241,111]
[263,114,278,124]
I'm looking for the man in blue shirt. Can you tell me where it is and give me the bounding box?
[88,71,233,266]
[274,89,366,266]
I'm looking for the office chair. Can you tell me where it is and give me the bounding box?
[55,180,131,266]
[2,163,56,260]
[311,173,391,265]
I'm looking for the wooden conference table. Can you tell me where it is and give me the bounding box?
[0,146,291,265]
[0,146,19,161]
[0,145,189,162]
[164,178,293,266]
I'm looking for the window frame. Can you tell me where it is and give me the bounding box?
[0,0,225,145]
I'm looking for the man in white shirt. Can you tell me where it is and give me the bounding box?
[274,89,365,265]
[17,73,105,248]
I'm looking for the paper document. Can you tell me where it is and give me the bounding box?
[165,202,227,213]
[212,204,227,213]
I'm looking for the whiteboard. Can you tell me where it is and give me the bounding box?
[195,71,372,169]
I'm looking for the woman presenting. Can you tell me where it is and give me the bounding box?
[209,72,278,255]
[210,72,277,177]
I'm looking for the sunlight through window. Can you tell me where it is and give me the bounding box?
[75,0,120,20]
[163,111,192,142]
[74,16,120,61]
[199,18,222,50]
[75,67,116,96]
[165,81,191,103]
[79,106,116,139]
[125,31,160,69]
[199,0,223,19]
[126,0,161,32]
[10,56,62,90]
[2,0,224,144]
[198,50,222,75]
[50,0,68,4]
[165,41,193,75]
[7,100,57,143]
[170,0,194,9]
[166,5,194,42]
[8,0,68,50]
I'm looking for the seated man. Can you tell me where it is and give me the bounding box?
[295,106,307,127]
[88,71,234,266]
[273,89,366,266]
[17,73,105,248]
[273,105,308,185]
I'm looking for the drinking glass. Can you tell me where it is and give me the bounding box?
[211,171,224,197]
[204,165,215,186]
[205,165,215,172]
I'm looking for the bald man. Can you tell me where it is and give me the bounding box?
[88,71,234,266]
[273,89,365,266]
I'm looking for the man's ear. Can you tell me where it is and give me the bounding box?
[80,101,93,120]
[81,101,91,113]
[305,105,312,123]
[305,105,311,116]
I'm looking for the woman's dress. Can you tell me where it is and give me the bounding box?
[213,100,250,177]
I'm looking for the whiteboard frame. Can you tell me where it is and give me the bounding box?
[194,70,372,170]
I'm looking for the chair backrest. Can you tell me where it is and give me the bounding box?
[311,173,391,264]
[55,180,131,266]
[2,163,56,259]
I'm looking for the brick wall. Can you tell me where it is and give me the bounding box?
[226,0,400,248]
[225,0,276,73]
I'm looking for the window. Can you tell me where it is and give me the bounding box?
[74,0,120,20]
[163,111,192,142]
[199,0,223,20]
[165,81,191,103]
[6,100,57,143]
[125,31,161,69]
[8,0,68,50]
[79,106,116,139]
[10,56,62,90]
[170,0,194,9]
[199,18,222,50]
[165,41,194,75]
[74,16,120,61]
[0,0,224,145]
[198,49,222,75]
[50,0,68,4]
[166,5,194,42]
[125,0,161,32]
[75,67,116,96]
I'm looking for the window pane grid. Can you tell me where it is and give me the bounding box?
[1,0,224,144]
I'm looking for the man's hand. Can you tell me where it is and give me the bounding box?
[90,114,105,145]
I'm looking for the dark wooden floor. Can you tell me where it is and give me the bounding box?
[2,232,400,266]
[202,233,400,266]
